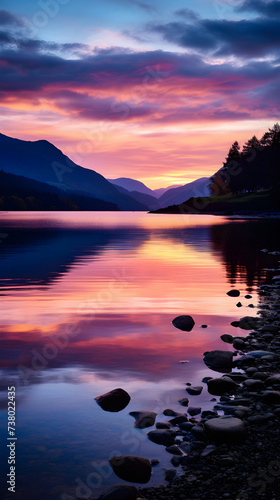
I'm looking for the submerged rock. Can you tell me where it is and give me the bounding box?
[147,429,176,446]
[186,386,203,396]
[178,397,189,407]
[129,411,157,429]
[95,388,131,412]
[205,416,246,443]
[109,456,152,484]
[187,407,201,416]
[98,483,138,500]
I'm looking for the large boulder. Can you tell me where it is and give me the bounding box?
[172,315,195,332]
[203,350,233,370]
[207,377,237,396]
[98,483,138,500]
[147,429,176,446]
[129,411,157,429]
[109,456,152,484]
[205,416,246,443]
[95,388,131,412]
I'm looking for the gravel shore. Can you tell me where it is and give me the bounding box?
[138,260,280,500]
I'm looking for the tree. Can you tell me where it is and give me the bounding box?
[261,123,280,149]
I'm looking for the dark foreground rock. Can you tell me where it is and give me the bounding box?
[109,456,152,484]
[98,483,138,500]
[172,315,195,331]
[204,416,247,443]
[95,388,131,412]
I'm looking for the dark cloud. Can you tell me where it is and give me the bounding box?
[237,0,280,16]
[0,10,23,27]
[174,8,199,21]
[151,16,280,57]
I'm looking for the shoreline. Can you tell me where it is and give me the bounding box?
[136,261,280,500]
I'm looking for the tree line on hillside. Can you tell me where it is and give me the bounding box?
[210,123,280,196]
[0,170,118,211]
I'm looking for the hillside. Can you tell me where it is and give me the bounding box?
[108,177,156,197]
[150,188,280,215]
[0,133,148,211]
[0,170,118,211]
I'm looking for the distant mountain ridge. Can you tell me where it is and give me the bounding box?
[158,178,210,207]
[108,177,156,197]
[0,133,148,211]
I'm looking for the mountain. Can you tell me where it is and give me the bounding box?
[153,185,182,198]
[0,170,118,211]
[111,183,160,211]
[158,178,210,207]
[108,177,155,197]
[0,133,148,211]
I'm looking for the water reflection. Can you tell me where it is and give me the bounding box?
[0,213,280,500]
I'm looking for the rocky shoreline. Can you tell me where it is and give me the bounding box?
[137,266,280,500]
[95,253,280,500]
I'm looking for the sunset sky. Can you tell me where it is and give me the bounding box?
[0,0,280,188]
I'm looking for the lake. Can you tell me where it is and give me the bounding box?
[0,212,280,500]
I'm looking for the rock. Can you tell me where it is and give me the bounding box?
[129,411,157,429]
[172,315,195,332]
[170,455,182,467]
[109,456,152,484]
[178,422,194,431]
[191,425,207,441]
[243,379,265,390]
[200,444,217,457]
[169,415,188,425]
[203,350,233,370]
[261,391,280,405]
[200,324,208,328]
[227,290,240,297]
[163,409,180,417]
[165,469,177,482]
[156,422,171,429]
[204,416,246,443]
[187,407,201,416]
[207,377,237,396]
[265,374,280,386]
[151,459,160,466]
[232,338,245,350]
[202,377,213,383]
[147,429,177,446]
[95,388,131,412]
[236,302,242,308]
[225,372,248,383]
[178,398,189,407]
[247,350,277,359]
[245,294,252,299]
[238,317,261,330]
[98,483,138,500]
[165,445,183,456]
[220,334,233,344]
[186,386,203,396]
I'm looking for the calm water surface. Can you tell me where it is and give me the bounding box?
[0,212,280,500]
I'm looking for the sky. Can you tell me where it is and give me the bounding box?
[0,0,280,188]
